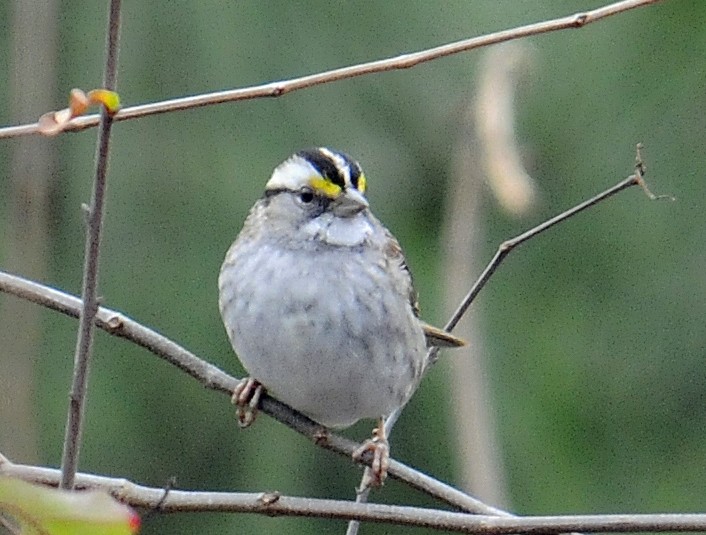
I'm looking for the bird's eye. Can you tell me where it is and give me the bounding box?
[299,189,314,204]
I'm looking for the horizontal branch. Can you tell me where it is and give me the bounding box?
[0,155,660,517]
[0,270,505,516]
[0,0,660,139]
[1,457,704,534]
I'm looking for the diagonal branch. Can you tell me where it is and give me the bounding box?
[0,0,662,140]
[0,153,663,510]
[0,270,503,516]
[0,161,662,518]
[346,149,663,532]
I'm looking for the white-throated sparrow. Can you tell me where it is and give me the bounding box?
[218,148,464,485]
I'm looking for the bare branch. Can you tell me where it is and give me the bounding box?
[348,147,661,531]
[0,270,502,516]
[1,456,705,533]
[0,158,662,527]
[0,0,661,140]
[59,0,122,490]
[441,175,639,338]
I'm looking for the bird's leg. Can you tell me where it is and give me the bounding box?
[231,377,264,428]
[353,417,390,489]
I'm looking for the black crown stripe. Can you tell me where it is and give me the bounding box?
[348,159,363,191]
[297,148,349,190]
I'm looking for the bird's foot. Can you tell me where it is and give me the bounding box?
[231,377,264,428]
[353,418,389,488]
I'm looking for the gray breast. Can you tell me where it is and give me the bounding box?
[218,240,426,427]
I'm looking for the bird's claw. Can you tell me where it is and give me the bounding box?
[231,377,264,427]
[353,421,389,488]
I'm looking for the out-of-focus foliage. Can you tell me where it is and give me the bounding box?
[0,477,140,535]
[1,1,704,534]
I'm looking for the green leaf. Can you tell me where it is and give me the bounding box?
[0,477,139,535]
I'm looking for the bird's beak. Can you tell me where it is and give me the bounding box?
[332,188,369,217]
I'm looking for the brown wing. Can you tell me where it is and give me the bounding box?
[382,227,466,348]
[382,227,421,316]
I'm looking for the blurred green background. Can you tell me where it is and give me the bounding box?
[1,1,705,533]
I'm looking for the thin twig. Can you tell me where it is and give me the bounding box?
[0,270,501,516]
[0,164,660,521]
[0,0,661,140]
[1,456,705,534]
[59,0,122,490]
[348,149,661,531]
[0,158,661,505]
[442,170,655,338]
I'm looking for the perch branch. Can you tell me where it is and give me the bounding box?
[0,270,502,516]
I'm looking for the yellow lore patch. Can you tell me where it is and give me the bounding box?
[309,176,343,198]
[357,174,367,194]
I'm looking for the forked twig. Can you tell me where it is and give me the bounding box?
[0,147,667,520]
[0,147,672,535]
[0,0,671,528]
[441,147,663,342]
[347,146,668,534]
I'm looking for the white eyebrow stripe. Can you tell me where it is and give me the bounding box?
[265,154,320,192]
